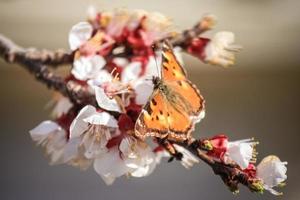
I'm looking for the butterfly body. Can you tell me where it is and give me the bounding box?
[135,42,205,142]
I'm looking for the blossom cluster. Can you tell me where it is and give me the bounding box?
[200,135,287,195]
[28,8,287,194]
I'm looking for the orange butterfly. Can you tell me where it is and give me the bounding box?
[134,41,205,143]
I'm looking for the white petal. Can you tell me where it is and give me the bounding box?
[29,121,61,143]
[130,165,152,177]
[69,105,97,138]
[119,136,135,157]
[113,57,129,68]
[121,62,142,84]
[99,174,116,185]
[63,138,81,162]
[69,22,93,50]
[72,55,106,81]
[155,150,170,164]
[95,87,121,112]
[83,111,118,128]
[227,142,253,169]
[106,9,130,37]
[174,144,199,169]
[87,70,113,88]
[132,79,153,105]
[94,147,132,184]
[144,56,160,78]
[51,96,73,118]
[205,31,241,67]
[257,155,287,188]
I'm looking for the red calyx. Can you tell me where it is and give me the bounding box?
[118,113,135,134]
[207,134,228,159]
[187,37,210,61]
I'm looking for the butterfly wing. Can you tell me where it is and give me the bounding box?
[135,90,169,140]
[161,41,205,118]
[161,41,187,81]
[135,89,193,141]
[135,41,205,142]
[167,80,205,117]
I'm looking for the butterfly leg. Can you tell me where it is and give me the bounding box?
[156,138,183,162]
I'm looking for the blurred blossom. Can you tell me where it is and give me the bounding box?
[204,31,241,67]
[69,22,93,51]
[257,155,287,195]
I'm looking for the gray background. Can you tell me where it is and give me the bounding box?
[0,0,299,200]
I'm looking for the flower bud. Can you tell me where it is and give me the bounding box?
[249,180,264,194]
[199,14,217,31]
[200,139,213,151]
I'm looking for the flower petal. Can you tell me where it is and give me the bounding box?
[69,22,93,50]
[72,55,106,81]
[83,111,118,128]
[227,141,253,169]
[95,87,121,113]
[69,105,97,138]
[121,62,142,84]
[132,79,153,105]
[94,147,132,185]
[257,155,287,188]
[29,121,61,144]
[204,31,241,67]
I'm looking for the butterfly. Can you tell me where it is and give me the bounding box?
[134,41,205,143]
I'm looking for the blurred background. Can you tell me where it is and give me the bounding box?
[0,0,299,200]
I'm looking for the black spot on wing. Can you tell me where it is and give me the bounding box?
[144,102,153,115]
[163,65,169,71]
[151,98,157,106]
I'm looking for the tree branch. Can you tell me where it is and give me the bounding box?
[0,35,72,67]
[173,140,259,193]
[0,34,95,106]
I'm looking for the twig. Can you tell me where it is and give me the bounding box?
[0,34,95,106]
[173,140,259,193]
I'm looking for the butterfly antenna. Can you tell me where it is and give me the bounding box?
[151,44,160,78]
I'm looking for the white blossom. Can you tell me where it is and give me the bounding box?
[120,136,157,177]
[257,155,287,195]
[93,146,132,185]
[106,9,131,38]
[87,70,113,88]
[173,144,199,169]
[69,22,93,50]
[141,12,173,46]
[95,87,122,113]
[225,138,256,169]
[69,105,118,158]
[29,121,67,165]
[94,136,157,185]
[204,31,241,67]
[50,95,73,118]
[72,55,106,81]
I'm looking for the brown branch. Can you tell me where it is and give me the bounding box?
[173,140,261,194]
[22,48,73,67]
[0,35,73,67]
[0,34,96,106]
[169,14,215,47]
